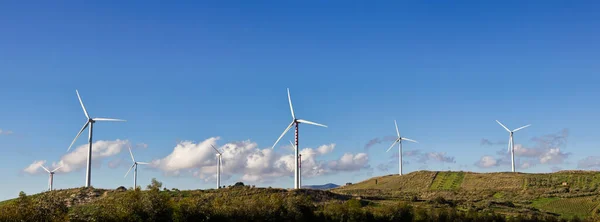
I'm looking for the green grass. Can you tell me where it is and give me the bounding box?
[493,192,505,199]
[429,171,465,191]
[532,196,600,219]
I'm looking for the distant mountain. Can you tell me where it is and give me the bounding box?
[302,183,339,190]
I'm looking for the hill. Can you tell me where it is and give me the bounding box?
[302,183,340,190]
[3,172,600,221]
[333,170,600,219]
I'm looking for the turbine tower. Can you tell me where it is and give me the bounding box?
[496,120,531,172]
[210,145,223,189]
[124,145,149,189]
[68,90,126,187]
[40,165,63,191]
[299,154,302,188]
[386,120,417,176]
[272,88,327,189]
[289,140,303,188]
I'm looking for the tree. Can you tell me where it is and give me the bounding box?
[147,178,163,191]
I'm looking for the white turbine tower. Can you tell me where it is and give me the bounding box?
[211,145,223,189]
[272,88,327,189]
[40,165,63,191]
[496,120,531,172]
[67,90,126,187]
[124,146,149,189]
[386,120,417,176]
[289,140,302,188]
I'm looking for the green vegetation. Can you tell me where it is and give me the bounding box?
[429,171,465,191]
[493,192,505,199]
[532,196,600,219]
[4,172,600,221]
[335,170,600,220]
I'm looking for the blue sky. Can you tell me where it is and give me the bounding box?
[1,1,600,200]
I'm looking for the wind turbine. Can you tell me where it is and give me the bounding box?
[272,88,327,189]
[67,90,126,187]
[496,120,531,172]
[386,120,417,176]
[39,164,63,191]
[210,145,223,189]
[124,146,149,189]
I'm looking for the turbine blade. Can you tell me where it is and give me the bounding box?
[124,163,135,177]
[386,140,399,152]
[67,121,89,151]
[496,120,510,132]
[128,145,135,162]
[272,121,294,149]
[211,145,222,155]
[287,88,295,119]
[136,162,149,165]
[289,140,297,149]
[92,118,126,122]
[513,124,531,132]
[296,119,327,128]
[394,120,400,137]
[76,90,90,119]
[51,165,63,173]
[40,165,51,173]
[401,138,418,143]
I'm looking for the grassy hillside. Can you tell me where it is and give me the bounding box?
[336,170,600,192]
[333,170,600,219]
[0,183,527,222]
[3,172,600,221]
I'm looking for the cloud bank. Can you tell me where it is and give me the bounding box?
[22,139,130,174]
[152,138,370,183]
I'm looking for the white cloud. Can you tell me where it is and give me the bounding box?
[23,160,46,174]
[317,144,335,155]
[513,144,544,157]
[54,139,130,173]
[475,156,499,168]
[539,148,569,164]
[0,129,13,135]
[328,153,369,172]
[154,138,368,183]
[151,137,220,174]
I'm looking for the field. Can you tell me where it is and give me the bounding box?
[334,170,600,219]
[429,171,465,191]
[532,196,600,219]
